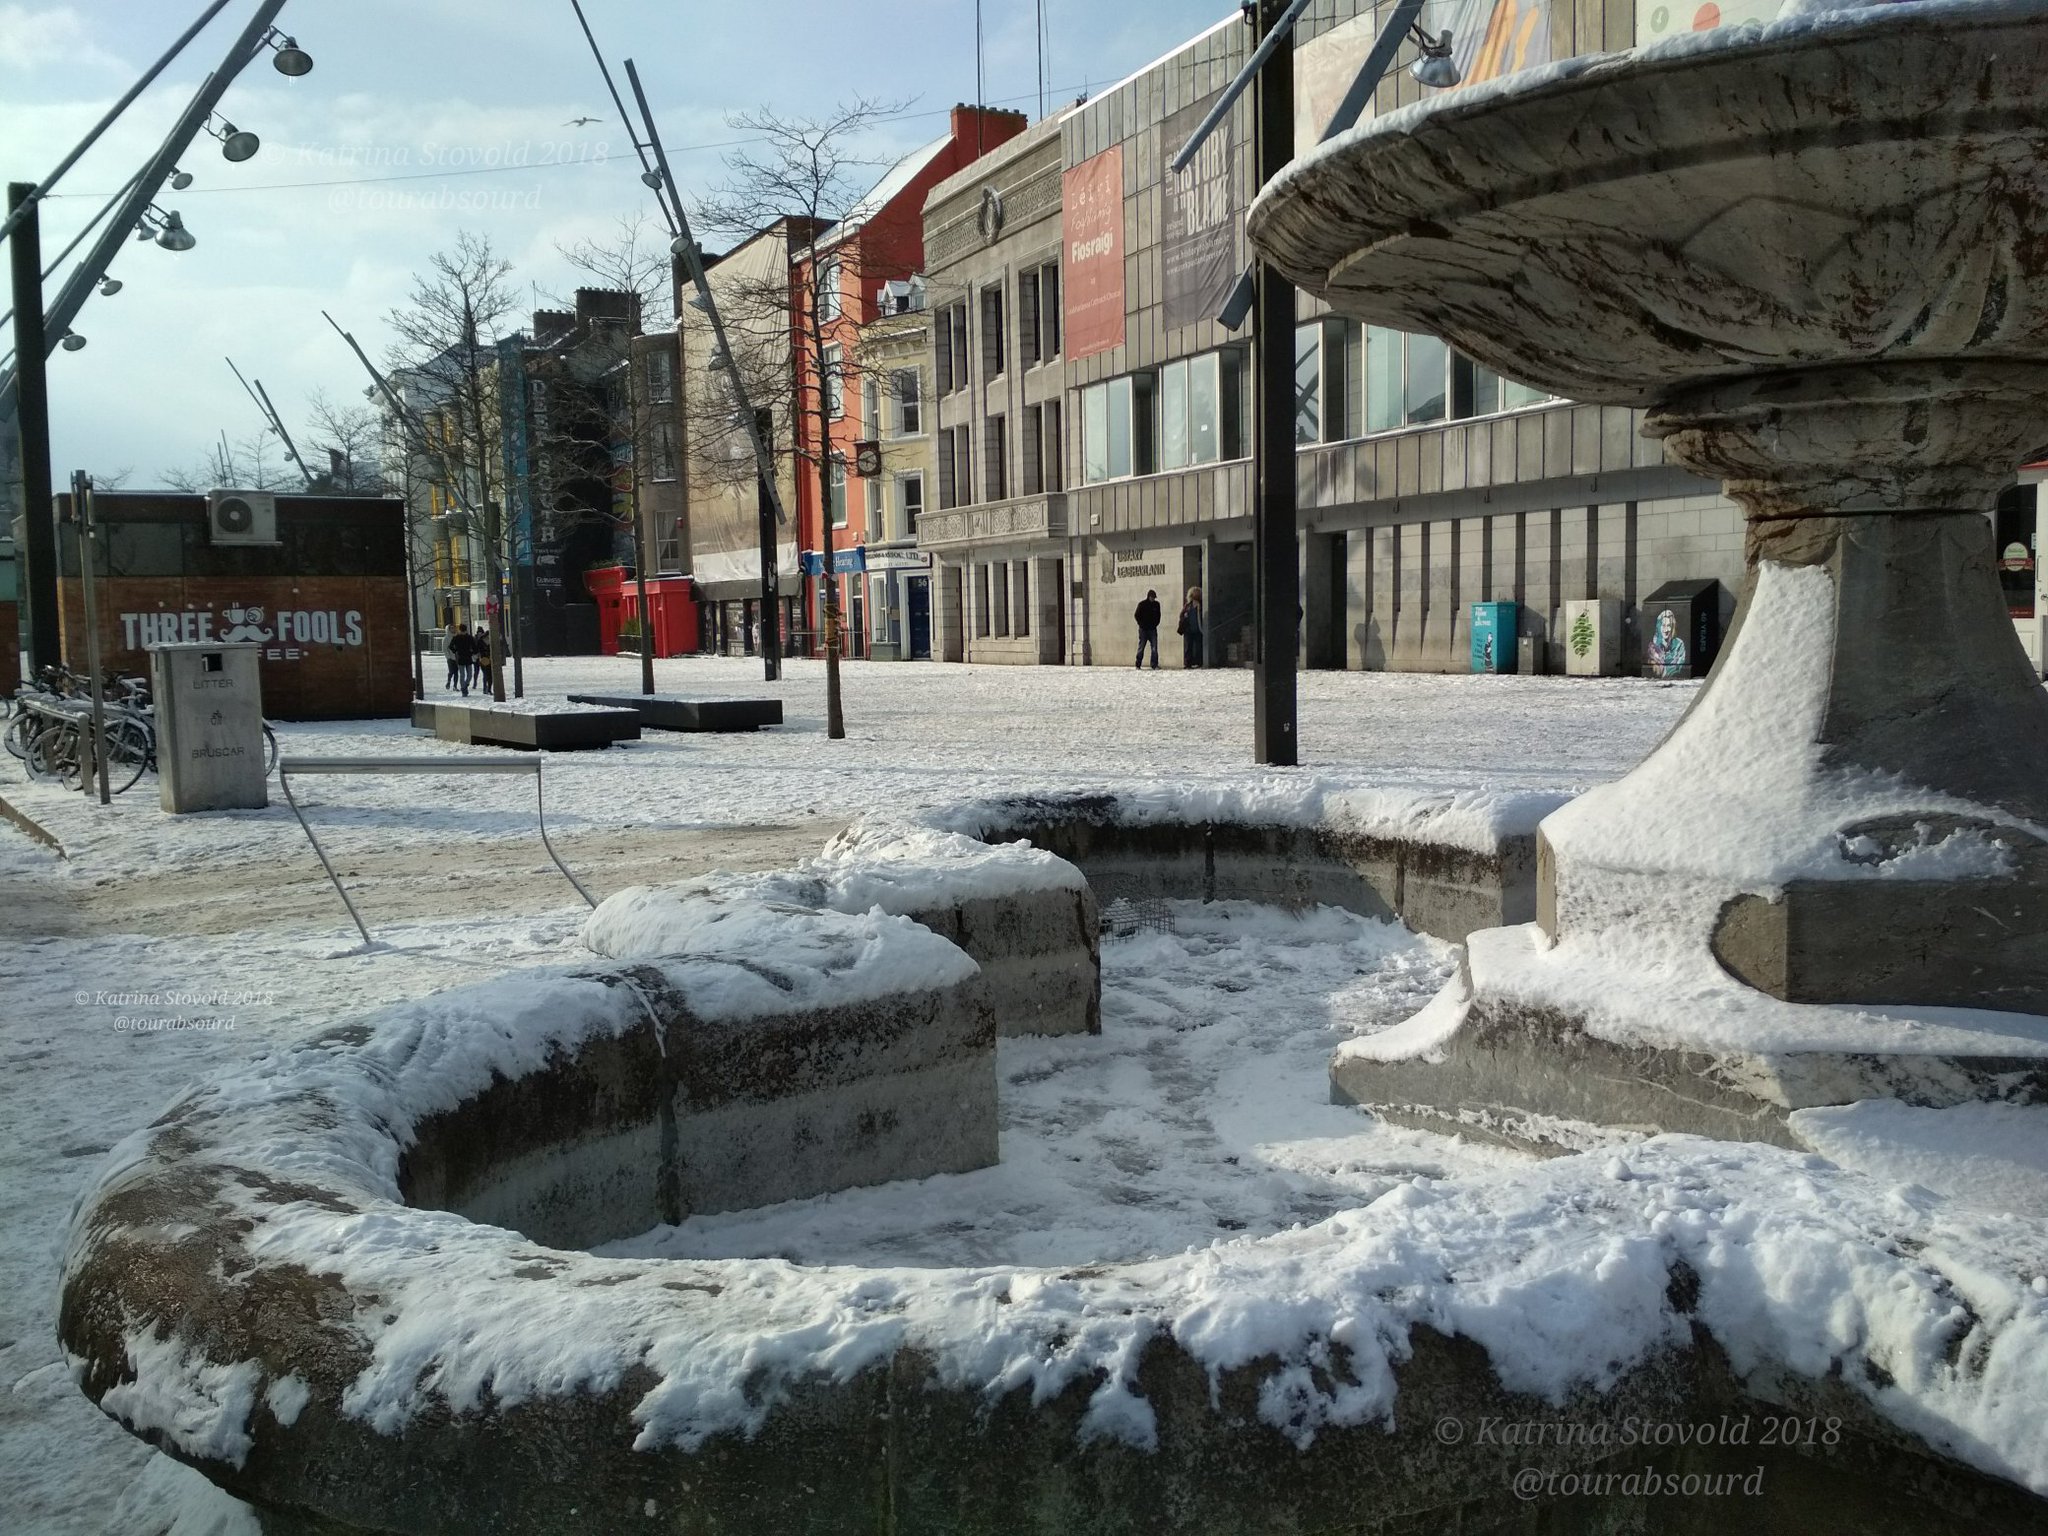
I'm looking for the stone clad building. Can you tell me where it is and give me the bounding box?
[914,0,1805,674]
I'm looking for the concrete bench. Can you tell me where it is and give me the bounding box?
[411,700,641,750]
[567,694,783,732]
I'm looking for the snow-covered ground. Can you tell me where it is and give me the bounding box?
[4,655,1706,1533]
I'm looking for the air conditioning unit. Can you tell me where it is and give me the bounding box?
[208,489,278,546]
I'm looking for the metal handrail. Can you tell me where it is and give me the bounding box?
[277,755,597,948]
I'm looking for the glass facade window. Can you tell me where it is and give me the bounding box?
[1366,325,1403,433]
[828,456,847,527]
[823,344,844,417]
[1295,324,1322,445]
[1160,353,1228,471]
[1404,332,1448,424]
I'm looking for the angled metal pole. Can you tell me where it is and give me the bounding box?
[1319,0,1430,141]
[226,357,314,487]
[622,58,787,528]
[0,0,235,247]
[0,0,291,421]
[1170,0,1312,173]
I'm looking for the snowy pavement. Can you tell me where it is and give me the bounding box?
[5,656,1706,1533]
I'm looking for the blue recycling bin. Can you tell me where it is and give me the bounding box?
[1470,601,1516,674]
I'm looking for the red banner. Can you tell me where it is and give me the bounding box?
[1062,147,1125,360]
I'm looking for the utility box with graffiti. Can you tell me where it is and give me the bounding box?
[1563,598,1623,677]
[1639,579,1724,681]
[55,491,411,720]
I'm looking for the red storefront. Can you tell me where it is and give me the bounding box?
[584,565,700,658]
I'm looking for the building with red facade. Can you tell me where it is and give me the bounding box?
[784,105,1025,658]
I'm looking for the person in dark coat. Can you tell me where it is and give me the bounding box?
[1176,586,1204,669]
[1133,589,1162,669]
[446,625,475,694]
[473,626,493,693]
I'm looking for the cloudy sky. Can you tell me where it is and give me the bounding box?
[3,0,1228,486]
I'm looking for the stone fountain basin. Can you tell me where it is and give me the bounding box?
[1245,1,2048,408]
[56,799,2048,1533]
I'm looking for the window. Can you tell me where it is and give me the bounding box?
[980,285,1006,379]
[1080,375,1154,484]
[828,455,847,527]
[1040,263,1061,358]
[1405,332,1448,424]
[823,344,844,418]
[935,302,968,395]
[897,471,924,542]
[862,375,879,439]
[893,368,922,436]
[1038,399,1063,491]
[974,564,991,636]
[816,255,841,322]
[992,560,1010,634]
[940,425,973,508]
[1366,326,1403,433]
[1019,269,1041,369]
[651,420,677,481]
[1159,352,1235,471]
[1295,325,1322,445]
[646,349,674,404]
[984,414,1007,502]
[1012,562,1030,638]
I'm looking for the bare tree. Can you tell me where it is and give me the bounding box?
[385,231,519,701]
[694,97,911,741]
[302,390,389,495]
[159,429,294,493]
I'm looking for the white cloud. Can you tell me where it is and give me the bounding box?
[0,5,128,72]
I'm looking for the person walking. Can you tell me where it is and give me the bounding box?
[1133,588,1162,669]
[446,624,475,695]
[473,625,493,694]
[1176,586,1205,669]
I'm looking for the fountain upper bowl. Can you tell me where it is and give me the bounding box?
[1246,1,2048,407]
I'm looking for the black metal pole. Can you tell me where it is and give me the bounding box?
[756,408,781,682]
[8,184,59,675]
[1251,3,1299,766]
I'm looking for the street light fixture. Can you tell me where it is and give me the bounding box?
[1408,26,1461,88]
[169,166,194,190]
[154,209,196,251]
[266,31,313,76]
[59,332,86,352]
[208,116,260,163]
[97,278,121,296]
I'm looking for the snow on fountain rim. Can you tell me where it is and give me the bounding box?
[1250,0,2024,237]
[72,951,2048,1497]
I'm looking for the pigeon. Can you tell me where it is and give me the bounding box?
[564,116,603,127]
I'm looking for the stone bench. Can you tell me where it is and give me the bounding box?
[566,694,783,732]
[411,700,641,750]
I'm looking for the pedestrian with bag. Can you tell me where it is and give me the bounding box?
[1133,589,1162,669]
[1176,586,1205,669]
[473,626,493,694]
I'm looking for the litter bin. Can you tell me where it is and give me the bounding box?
[149,642,267,813]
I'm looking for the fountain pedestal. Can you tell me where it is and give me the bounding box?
[1246,3,2048,1146]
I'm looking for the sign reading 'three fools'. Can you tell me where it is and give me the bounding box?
[1061,146,1125,360]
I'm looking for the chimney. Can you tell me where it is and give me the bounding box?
[532,309,575,346]
[949,104,1030,161]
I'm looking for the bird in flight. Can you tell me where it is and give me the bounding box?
[564,116,603,127]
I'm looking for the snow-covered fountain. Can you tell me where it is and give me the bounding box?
[56,8,2048,1533]
[1248,0,2048,1149]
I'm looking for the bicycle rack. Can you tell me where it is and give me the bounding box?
[277,756,597,947]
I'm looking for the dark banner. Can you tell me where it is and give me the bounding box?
[1162,92,1238,332]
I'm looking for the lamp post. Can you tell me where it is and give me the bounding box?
[7,185,58,674]
[1250,0,1300,767]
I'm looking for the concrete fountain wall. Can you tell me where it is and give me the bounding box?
[57,795,2048,1533]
